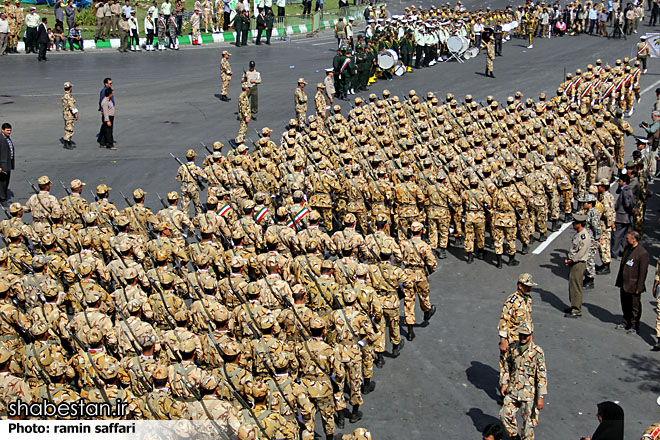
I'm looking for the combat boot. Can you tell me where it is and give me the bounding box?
[438,248,447,259]
[455,236,464,246]
[335,410,345,430]
[374,352,385,368]
[652,337,660,351]
[507,255,520,266]
[477,248,485,260]
[391,339,404,357]
[423,304,436,321]
[406,324,415,341]
[539,231,547,241]
[466,252,474,264]
[496,254,503,269]
[362,379,375,394]
[596,263,610,275]
[551,219,559,231]
[521,244,529,255]
[490,72,496,78]
[350,405,363,423]
[326,435,334,440]
[583,276,594,289]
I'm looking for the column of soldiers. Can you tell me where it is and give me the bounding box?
[0,55,652,439]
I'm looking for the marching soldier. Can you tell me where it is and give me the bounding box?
[175,149,207,216]
[220,50,233,102]
[499,323,547,440]
[61,82,78,150]
[315,83,328,121]
[294,78,308,127]
[237,83,251,138]
[400,222,437,340]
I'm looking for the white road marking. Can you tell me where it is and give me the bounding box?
[311,41,336,46]
[641,77,660,96]
[532,222,572,255]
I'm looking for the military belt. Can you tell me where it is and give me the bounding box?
[377,290,397,297]
[174,396,198,403]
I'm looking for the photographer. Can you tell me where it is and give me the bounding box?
[640,110,660,151]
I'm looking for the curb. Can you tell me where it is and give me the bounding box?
[15,16,353,52]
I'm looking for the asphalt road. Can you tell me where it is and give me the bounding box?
[2,0,660,438]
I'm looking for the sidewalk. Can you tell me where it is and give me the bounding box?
[13,17,351,52]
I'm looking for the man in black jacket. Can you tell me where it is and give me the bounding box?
[615,231,649,334]
[0,123,15,204]
[255,10,265,45]
[240,10,250,46]
[36,17,49,61]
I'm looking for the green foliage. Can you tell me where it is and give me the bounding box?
[75,5,97,26]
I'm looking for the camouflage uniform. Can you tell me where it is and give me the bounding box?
[294,82,308,127]
[499,337,547,440]
[175,151,207,216]
[61,87,78,144]
[400,223,437,327]
[238,88,251,138]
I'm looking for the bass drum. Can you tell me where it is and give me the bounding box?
[394,62,405,76]
[377,49,399,69]
[446,35,463,53]
[459,36,470,53]
[465,47,479,59]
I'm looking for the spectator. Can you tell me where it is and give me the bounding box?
[0,12,8,56]
[54,0,64,29]
[615,231,648,334]
[276,0,285,17]
[598,6,608,36]
[110,0,121,37]
[612,8,625,38]
[581,401,624,440]
[302,0,311,17]
[555,17,567,36]
[265,9,274,44]
[47,27,54,50]
[65,2,76,31]
[611,173,634,257]
[161,0,172,21]
[651,0,660,26]
[588,4,598,34]
[315,0,325,13]
[255,9,265,44]
[67,23,84,51]
[538,8,549,37]
[223,0,231,30]
[99,88,117,150]
[625,2,635,34]
[36,17,49,61]
[174,0,184,35]
[0,123,14,205]
[121,0,132,18]
[53,23,65,51]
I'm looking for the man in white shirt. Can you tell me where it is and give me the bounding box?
[0,12,9,55]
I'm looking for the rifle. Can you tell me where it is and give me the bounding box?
[119,190,155,239]
[170,152,206,191]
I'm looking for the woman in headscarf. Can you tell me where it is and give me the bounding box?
[583,401,624,440]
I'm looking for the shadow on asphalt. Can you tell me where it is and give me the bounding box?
[466,361,500,403]
[616,353,660,393]
[539,250,569,279]
[534,287,569,312]
[466,408,504,436]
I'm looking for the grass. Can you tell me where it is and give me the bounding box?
[6,0,348,39]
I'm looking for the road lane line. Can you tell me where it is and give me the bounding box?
[532,222,571,255]
[641,77,660,96]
